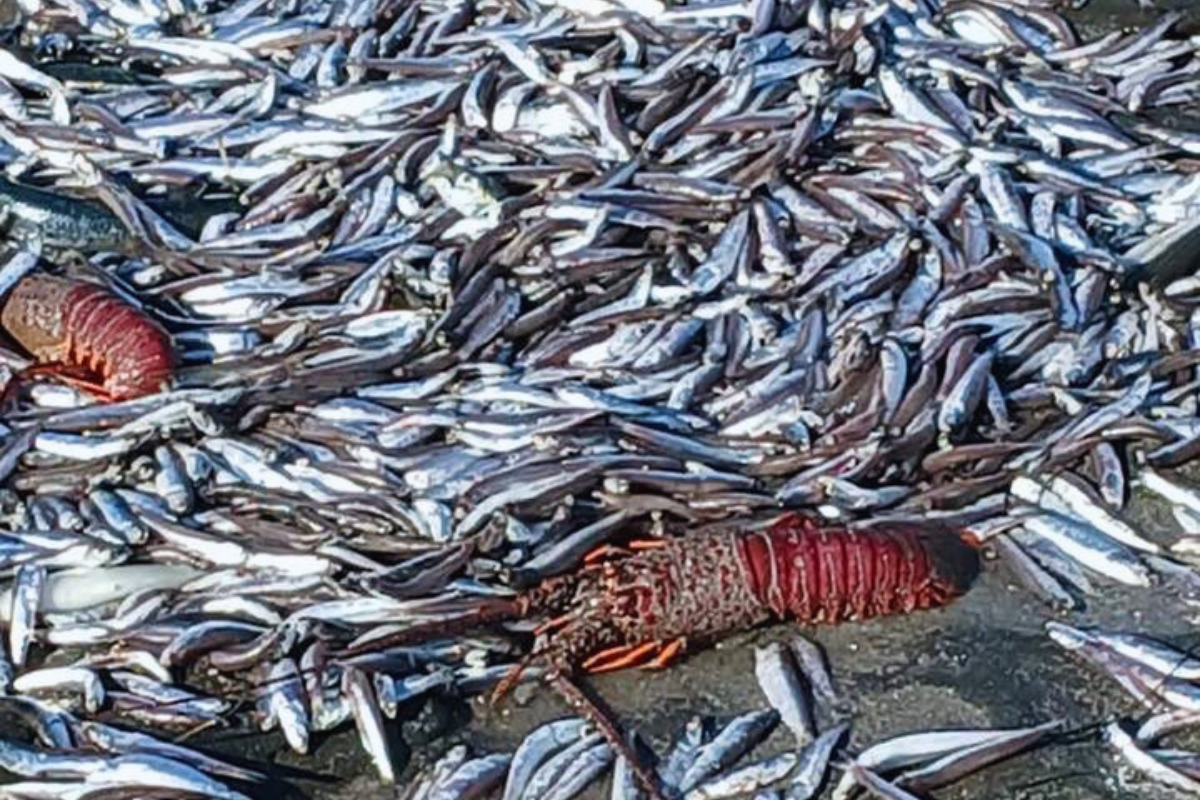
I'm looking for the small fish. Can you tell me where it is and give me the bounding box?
[0,177,130,252]
[1139,469,1200,517]
[263,658,309,754]
[1011,475,1159,553]
[754,643,814,746]
[787,723,850,800]
[343,666,395,784]
[520,732,604,800]
[542,742,613,800]
[430,753,513,800]
[660,717,710,789]
[1049,621,1200,681]
[830,727,1038,800]
[504,718,589,800]
[897,720,1060,791]
[1107,721,1200,795]
[678,710,779,794]
[1020,514,1150,587]
[13,666,105,714]
[9,563,44,668]
[685,752,797,800]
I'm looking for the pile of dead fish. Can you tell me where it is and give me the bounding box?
[0,0,1194,796]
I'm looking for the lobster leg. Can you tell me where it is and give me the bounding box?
[491,652,537,704]
[548,672,670,800]
[581,636,688,674]
[645,637,686,669]
[584,539,665,565]
[0,362,113,409]
[584,544,632,564]
[48,373,117,401]
[581,641,661,673]
[629,539,669,551]
[16,362,115,401]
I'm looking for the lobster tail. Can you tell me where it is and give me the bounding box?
[921,530,981,598]
[739,514,979,624]
[62,282,173,400]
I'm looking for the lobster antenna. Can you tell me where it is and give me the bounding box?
[337,596,521,658]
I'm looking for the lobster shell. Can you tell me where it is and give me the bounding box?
[519,514,980,674]
[739,514,979,623]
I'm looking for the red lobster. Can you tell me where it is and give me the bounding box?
[352,514,980,799]
[1,273,173,401]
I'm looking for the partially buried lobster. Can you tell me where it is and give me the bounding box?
[1,273,173,401]
[350,513,981,800]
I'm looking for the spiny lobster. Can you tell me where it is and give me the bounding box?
[349,513,980,800]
